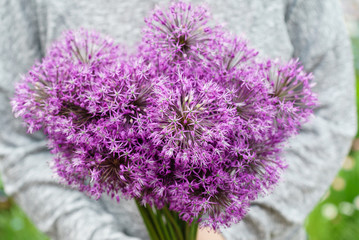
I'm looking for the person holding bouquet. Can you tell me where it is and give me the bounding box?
[0,1,356,240]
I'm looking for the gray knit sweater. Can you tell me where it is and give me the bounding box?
[0,0,357,239]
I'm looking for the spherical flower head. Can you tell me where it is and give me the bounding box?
[149,66,234,160]
[142,1,224,63]
[12,29,124,130]
[266,59,318,136]
[57,28,124,65]
[219,36,259,74]
[12,29,157,200]
[51,56,157,200]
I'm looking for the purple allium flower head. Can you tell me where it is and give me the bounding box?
[12,29,157,200]
[267,59,317,133]
[219,36,259,74]
[142,1,224,64]
[12,1,317,231]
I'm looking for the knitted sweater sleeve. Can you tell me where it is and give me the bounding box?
[0,1,141,239]
[222,0,357,239]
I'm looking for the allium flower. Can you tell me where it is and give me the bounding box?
[265,59,317,138]
[12,29,156,200]
[142,1,224,63]
[12,1,317,234]
[220,36,258,73]
[150,70,233,151]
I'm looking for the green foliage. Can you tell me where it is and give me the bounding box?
[306,35,359,240]
[351,36,359,138]
[306,152,359,240]
[0,177,49,240]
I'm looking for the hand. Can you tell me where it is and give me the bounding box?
[197,227,225,240]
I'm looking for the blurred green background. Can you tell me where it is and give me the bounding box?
[0,178,48,240]
[305,1,359,239]
[1,1,359,240]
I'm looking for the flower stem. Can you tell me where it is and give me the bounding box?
[135,199,199,240]
[190,220,199,240]
[162,206,184,240]
[157,208,175,240]
[135,200,160,240]
[147,205,166,240]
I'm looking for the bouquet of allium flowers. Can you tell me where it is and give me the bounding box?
[12,1,317,239]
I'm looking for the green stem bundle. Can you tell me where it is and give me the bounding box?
[135,199,199,240]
